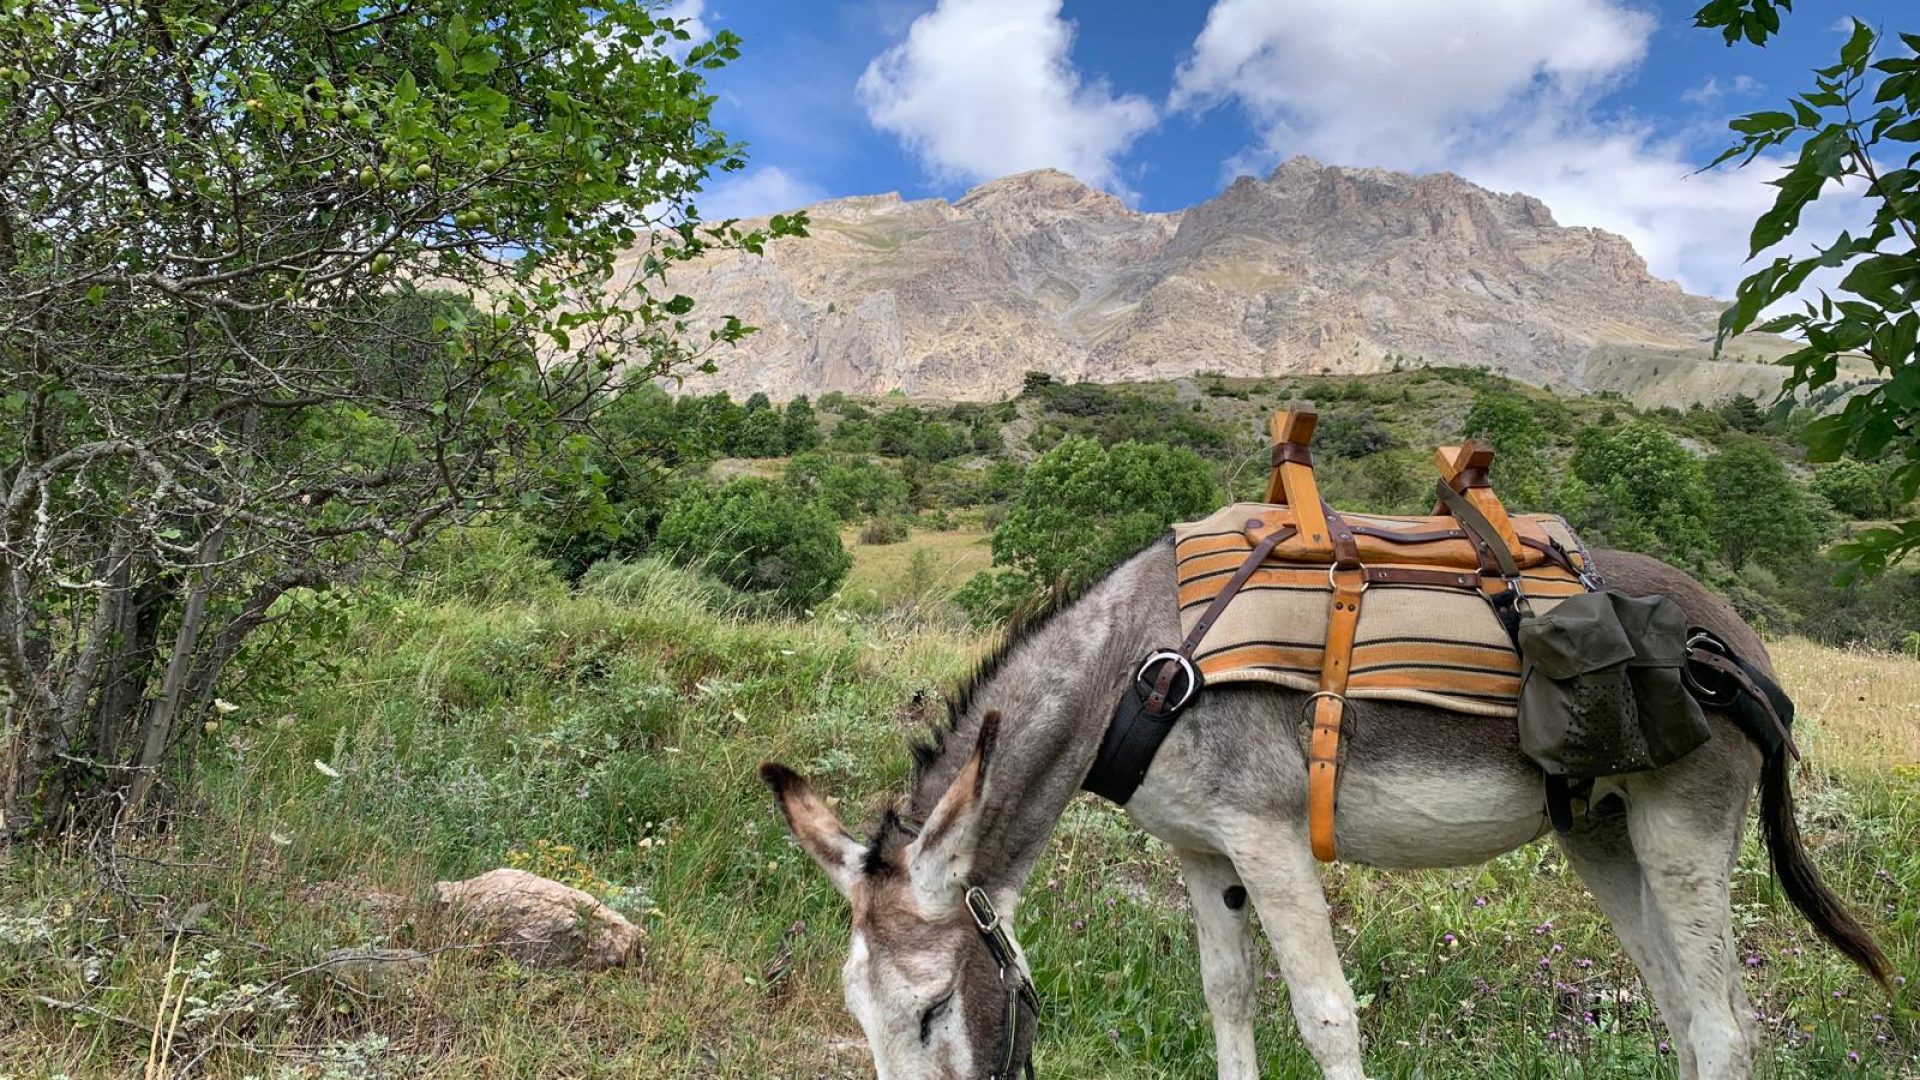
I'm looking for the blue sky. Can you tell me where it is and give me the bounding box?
[677,1,1898,300]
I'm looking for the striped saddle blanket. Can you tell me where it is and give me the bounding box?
[1172,503,1591,718]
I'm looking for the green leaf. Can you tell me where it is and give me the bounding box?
[1840,19,1875,73]
[1730,110,1796,135]
[1801,414,1852,461]
[1839,253,1920,308]
[461,49,500,77]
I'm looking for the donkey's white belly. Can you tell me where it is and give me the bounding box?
[1330,762,1551,869]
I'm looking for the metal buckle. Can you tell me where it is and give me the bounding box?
[1301,689,1348,719]
[1136,650,1200,713]
[965,886,999,934]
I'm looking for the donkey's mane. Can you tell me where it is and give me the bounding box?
[860,579,1084,869]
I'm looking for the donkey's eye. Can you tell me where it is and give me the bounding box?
[918,992,954,1043]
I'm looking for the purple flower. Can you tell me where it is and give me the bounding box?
[1443,933,1457,946]
[1658,1041,1670,1054]
[1576,957,1593,970]
[1107,1029,1120,1043]
[1472,895,1489,908]
[1848,1051,1860,1063]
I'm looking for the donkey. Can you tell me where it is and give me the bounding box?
[761,540,1889,1080]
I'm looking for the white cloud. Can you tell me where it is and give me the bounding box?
[856,0,1157,193]
[1173,0,1651,171]
[1680,74,1764,106]
[1174,0,1863,301]
[698,166,828,220]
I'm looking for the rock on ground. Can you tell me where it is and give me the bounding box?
[432,868,642,970]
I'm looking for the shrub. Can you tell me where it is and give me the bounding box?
[655,480,851,612]
[1811,457,1894,519]
[978,437,1220,613]
[860,516,910,545]
[785,452,910,521]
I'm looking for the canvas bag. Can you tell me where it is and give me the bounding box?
[1516,590,1710,778]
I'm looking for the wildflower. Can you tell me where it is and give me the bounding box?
[1442,933,1457,947]
[1576,957,1593,970]
[313,759,341,778]
[1107,1029,1120,1043]
[1848,1051,1860,1064]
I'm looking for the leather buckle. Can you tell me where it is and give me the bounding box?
[1137,650,1201,713]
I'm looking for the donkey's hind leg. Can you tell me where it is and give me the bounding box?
[1559,805,1701,1077]
[1622,743,1761,1080]
[1227,824,1367,1080]
[1178,848,1262,1079]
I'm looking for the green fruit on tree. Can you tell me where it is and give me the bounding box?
[357,166,377,187]
[339,100,360,120]
[414,162,433,181]
[370,253,392,273]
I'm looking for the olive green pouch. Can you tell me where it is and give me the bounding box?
[1517,591,1709,778]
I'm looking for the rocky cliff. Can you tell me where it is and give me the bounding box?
[651,157,1777,402]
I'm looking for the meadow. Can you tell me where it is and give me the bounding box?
[0,528,1914,1078]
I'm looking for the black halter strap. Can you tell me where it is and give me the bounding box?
[964,886,1039,1079]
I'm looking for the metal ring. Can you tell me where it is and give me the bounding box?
[1326,564,1370,594]
[1137,649,1201,712]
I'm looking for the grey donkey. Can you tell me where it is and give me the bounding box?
[762,540,1890,1080]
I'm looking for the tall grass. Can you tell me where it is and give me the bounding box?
[0,540,1913,1077]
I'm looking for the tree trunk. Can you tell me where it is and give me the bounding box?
[122,530,223,818]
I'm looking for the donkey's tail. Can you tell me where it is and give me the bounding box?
[1759,747,1892,988]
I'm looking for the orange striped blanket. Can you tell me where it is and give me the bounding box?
[1172,503,1590,718]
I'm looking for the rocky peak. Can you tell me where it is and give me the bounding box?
[656,160,1736,402]
[955,168,1138,220]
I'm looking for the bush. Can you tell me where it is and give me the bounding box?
[785,452,911,521]
[655,479,851,612]
[980,437,1220,611]
[1811,457,1894,519]
[859,516,910,545]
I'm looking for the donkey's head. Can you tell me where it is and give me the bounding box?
[760,712,1034,1079]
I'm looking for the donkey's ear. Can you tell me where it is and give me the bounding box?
[905,711,1000,901]
[760,762,864,899]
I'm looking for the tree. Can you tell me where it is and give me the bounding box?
[0,0,802,836]
[1706,437,1820,571]
[1568,422,1715,565]
[655,479,850,612]
[730,407,787,457]
[959,438,1219,619]
[1699,8,1920,577]
[1462,390,1550,508]
[781,396,821,453]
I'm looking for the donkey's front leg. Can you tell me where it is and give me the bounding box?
[1227,823,1368,1080]
[1178,848,1261,1079]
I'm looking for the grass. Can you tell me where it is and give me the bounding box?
[1,542,1915,1078]
[839,525,994,611]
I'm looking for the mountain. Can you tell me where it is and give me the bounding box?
[654,157,1796,404]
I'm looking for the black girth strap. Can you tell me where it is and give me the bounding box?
[1683,629,1800,760]
[1083,523,1296,804]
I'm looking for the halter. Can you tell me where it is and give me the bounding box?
[964,886,1039,1079]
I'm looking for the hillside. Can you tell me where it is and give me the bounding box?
[651,158,1799,403]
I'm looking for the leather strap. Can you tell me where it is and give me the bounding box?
[1364,566,1479,589]
[1146,523,1295,713]
[1433,480,1520,579]
[1090,523,1302,804]
[1271,442,1314,468]
[1306,508,1365,862]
